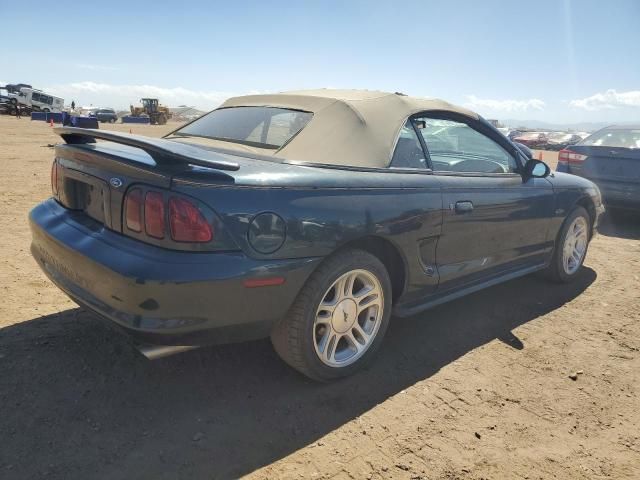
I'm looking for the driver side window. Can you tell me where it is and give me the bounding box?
[416,117,518,174]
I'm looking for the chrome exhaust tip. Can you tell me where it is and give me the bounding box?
[136,344,199,360]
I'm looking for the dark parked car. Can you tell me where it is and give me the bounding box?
[30,90,604,381]
[91,108,118,123]
[557,125,640,213]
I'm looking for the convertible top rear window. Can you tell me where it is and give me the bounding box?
[172,106,313,149]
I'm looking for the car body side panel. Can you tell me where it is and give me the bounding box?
[434,174,555,291]
[173,178,444,303]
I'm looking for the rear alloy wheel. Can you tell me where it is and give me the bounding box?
[313,269,384,367]
[271,249,392,381]
[544,206,591,283]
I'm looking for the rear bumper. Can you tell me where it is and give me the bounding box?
[30,199,321,345]
[561,171,640,210]
[599,183,640,210]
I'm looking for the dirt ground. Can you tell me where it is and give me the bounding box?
[0,115,638,480]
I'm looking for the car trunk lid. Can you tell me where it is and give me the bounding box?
[53,128,243,232]
[568,145,640,184]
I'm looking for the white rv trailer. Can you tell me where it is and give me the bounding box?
[9,87,64,113]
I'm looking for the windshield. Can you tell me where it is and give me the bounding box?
[171,106,313,149]
[580,128,640,149]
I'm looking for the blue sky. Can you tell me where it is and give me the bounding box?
[1,0,638,123]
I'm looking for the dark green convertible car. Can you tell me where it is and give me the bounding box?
[30,89,604,381]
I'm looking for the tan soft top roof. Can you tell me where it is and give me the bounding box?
[210,89,479,168]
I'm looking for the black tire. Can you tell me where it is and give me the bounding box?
[271,249,392,381]
[544,206,591,283]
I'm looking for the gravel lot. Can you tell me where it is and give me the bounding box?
[0,116,638,479]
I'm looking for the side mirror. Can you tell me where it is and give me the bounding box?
[524,159,551,178]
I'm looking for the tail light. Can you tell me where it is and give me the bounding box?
[51,160,58,195]
[558,149,587,167]
[125,188,143,232]
[169,197,213,242]
[144,191,165,239]
[124,188,212,244]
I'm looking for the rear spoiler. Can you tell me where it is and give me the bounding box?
[55,127,240,171]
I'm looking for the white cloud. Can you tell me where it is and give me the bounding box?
[43,81,243,110]
[569,89,640,111]
[464,95,545,112]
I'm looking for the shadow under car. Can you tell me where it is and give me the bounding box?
[0,268,596,479]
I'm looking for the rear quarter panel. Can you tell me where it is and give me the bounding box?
[173,172,443,302]
[190,186,441,257]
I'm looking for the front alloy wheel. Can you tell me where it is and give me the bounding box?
[562,216,588,275]
[544,205,591,283]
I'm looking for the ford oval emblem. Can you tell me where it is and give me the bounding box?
[110,178,123,188]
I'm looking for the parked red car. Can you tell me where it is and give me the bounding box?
[513,132,549,148]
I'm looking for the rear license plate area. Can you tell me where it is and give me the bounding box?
[59,168,109,225]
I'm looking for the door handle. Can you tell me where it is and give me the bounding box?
[454,201,474,214]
